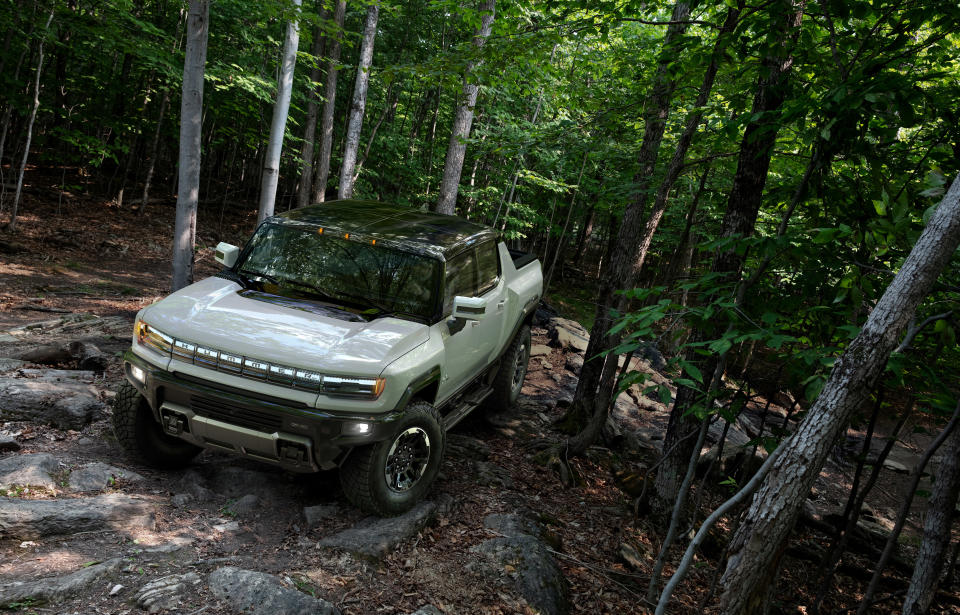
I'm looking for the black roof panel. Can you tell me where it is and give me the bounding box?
[272,200,497,260]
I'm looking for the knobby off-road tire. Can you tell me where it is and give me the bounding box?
[112,381,201,469]
[487,324,531,412]
[340,401,445,516]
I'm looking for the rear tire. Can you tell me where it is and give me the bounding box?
[340,401,445,516]
[487,324,531,412]
[112,381,202,469]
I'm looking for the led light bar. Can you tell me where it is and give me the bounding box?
[135,322,385,398]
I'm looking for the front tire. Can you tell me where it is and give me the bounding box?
[340,401,445,516]
[487,324,531,412]
[112,381,202,469]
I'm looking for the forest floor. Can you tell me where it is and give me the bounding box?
[1,189,959,614]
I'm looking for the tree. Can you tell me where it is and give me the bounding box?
[296,13,328,210]
[172,0,210,291]
[716,174,960,614]
[652,0,806,516]
[338,2,380,199]
[902,401,960,615]
[257,0,302,224]
[6,6,53,232]
[434,0,495,215]
[312,0,346,203]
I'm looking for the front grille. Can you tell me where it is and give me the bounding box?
[190,395,283,434]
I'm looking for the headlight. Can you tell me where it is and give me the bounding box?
[135,320,172,356]
[322,375,386,399]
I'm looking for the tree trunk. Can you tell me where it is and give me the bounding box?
[337,3,380,200]
[434,0,495,215]
[653,0,804,518]
[140,88,170,213]
[7,7,54,232]
[312,0,345,203]
[902,403,960,615]
[561,0,692,456]
[171,0,210,292]
[296,17,327,210]
[717,173,960,614]
[257,0,302,224]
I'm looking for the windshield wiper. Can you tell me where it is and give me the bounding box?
[280,279,360,307]
[239,269,282,286]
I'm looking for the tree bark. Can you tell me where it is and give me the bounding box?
[312,0,346,202]
[257,0,302,224]
[337,3,380,200]
[172,0,210,291]
[653,0,804,518]
[434,0,495,215]
[296,16,327,210]
[717,174,960,614]
[902,401,960,615]
[7,7,53,232]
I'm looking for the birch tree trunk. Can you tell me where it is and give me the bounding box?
[337,3,379,200]
[434,0,495,215]
[716,174,960,614]
[7,7,53,232]
[296,17,327,210]
[256,0,302,224]
[171,0,210,291]
[902,406,960,615]
[312,0,346,203]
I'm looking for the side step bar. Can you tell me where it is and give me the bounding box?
[441,385,493,431]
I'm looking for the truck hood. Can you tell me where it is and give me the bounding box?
[142,276,428,375]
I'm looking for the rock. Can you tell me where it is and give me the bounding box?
[69,462,144,492]
[548,317,589,338]
[619,542,646,571]
[135,572,202,613]
[475,461,514,488]
[318,495,453,559]
[882,459,910,473]
[171,493,194,509]
[16,341,108,372]
[550,327,589,353]
[474,513,570,615]
[303,503,340,528]
[0,358,26,372]
[530,344,552,357]
[213,520,241,533]
[407,607,443,615]
[144,536,194,554]
[177,469,215,502]
[0,434,19,452]
[0,493,156,539]
[541,361,553,370]
[0,378,105,430]
[446,434,491,461]
[564,354,584,375]
[225,494,260,518]
[209,567,340,615]
[109,583,124,596]
[0,558,123,604]
[0,453,59,490]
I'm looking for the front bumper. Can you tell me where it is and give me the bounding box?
[123,350,402,471]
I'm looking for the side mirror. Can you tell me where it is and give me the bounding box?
[452,296,486,321]
[215,242,240,268]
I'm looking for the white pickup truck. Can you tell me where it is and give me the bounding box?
[115,200,543,515]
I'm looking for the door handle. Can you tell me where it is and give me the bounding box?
[497,301,505,311]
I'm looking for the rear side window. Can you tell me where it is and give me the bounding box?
[443,249,478,315]
[477,242,499,295]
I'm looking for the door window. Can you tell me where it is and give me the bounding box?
[443,249,478,315]
[477,242,500,295]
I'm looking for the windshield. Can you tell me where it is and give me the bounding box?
[236,223,441,321]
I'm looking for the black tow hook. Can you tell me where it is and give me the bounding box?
[162,412,187,435]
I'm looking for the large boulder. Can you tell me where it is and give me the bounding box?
[0,557,124,605]
[209,567,340,615]
[0,378,105,429]
[0,493,156,539]
[69,462,144,492]
[318,496,452,559]
[0,453,59,490]
[135,572,202,613]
